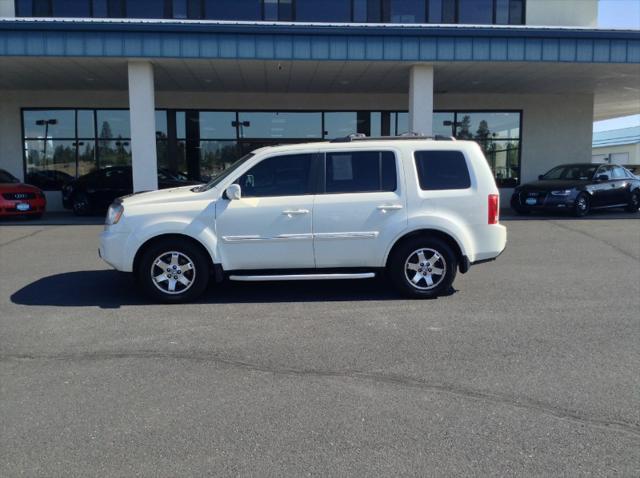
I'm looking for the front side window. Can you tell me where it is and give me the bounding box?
[325,151,396,193]
[414,151,471,190]
[236,154,314,197]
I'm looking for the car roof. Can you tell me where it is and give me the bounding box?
[252,139,478,155]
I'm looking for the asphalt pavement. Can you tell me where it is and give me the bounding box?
[1,214,639,476]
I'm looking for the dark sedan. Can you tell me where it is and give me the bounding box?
[62,166,201,215]
[511,163,640,217]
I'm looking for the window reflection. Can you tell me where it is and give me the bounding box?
[296,0,351,22]
[387,0,425,23]
[238,112,322,139]
[324,112,358,138]
[204,0,261,20]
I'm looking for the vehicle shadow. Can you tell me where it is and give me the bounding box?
[10,270,450,308]
[501,209,640,221]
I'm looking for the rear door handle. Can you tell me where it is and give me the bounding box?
[377,204,403,212]
[282,209,310,217]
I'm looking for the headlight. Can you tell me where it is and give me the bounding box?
[550,190,572,196]
[105,202,124,225]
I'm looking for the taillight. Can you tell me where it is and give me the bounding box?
[488,194,499,224]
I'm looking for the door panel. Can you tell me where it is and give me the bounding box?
[216,196,315,270]
[215,152,317,270]
[313,150,406,268]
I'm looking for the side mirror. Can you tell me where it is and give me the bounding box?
[538,174,544,180]
[225,184,242,200]
[596,174,608,181]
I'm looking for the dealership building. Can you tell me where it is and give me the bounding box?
[0,0,638,209]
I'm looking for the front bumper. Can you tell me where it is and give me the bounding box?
[99,228,132,271]
[0,197,46,216]
[511,191,576,211]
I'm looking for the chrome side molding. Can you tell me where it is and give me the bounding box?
[229,272,376,281]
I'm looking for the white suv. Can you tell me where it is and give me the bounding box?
[100,137,506,302]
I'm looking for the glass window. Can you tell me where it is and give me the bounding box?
[77,110,95,138]
[414,151,471,190]
[264,0,293,21]
[324,112,358,139]
[172,0,203,18]
[155,110,168,139]
[434,112,455,137]
[442,0,455,22]
[125,0,166,18]
[199,140,240,181]
[392,112,409,136]
[458,0,493,24]
[24,139,77,189]
[77,140,96,177]
[296,0,351,22]
[353,0,381,22]
[204,0,261,20]
[427,0,442,22]
[198,112,237,139]
[509,0,525,24]
[325,151,396,193]
[97,110,130,140]
[236,154,314,197]
[495,0,509,24]
[387,0,425,23]
[482,140,520,187]
[455,112,520,141]
[611,166,626,179]
[24,110,75,139]
[238,112,322,139]
[98,139,132,169]
[52,0,91,16]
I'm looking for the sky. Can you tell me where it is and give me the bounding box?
[593,0,640,132]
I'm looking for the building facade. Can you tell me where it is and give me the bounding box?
[592,126,640,165]
[0,0,638,209]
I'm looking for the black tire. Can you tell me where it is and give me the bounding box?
[388,236,457,299]
[625,190,640,213]
[72,192,91,216]
[137,238,210,303]
[574,192,590,217]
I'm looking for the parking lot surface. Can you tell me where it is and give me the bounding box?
[1,215,639,476]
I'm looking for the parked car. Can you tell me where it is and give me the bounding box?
[25,169,74,191]
[62,166,201,215]
[0,169,46,219]
[99,137,507,303]
[511,163,640,216]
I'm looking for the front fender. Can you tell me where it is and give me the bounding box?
[122,211,218,271]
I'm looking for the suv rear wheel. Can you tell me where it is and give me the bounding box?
[388,237,457,299]
[137,239,210,303]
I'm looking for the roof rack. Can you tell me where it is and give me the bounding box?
[330,133,456,143]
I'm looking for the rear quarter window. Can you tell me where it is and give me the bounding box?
[414,151,471,190]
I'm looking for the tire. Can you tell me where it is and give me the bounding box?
[625,190,640,213]
[574,192,590,217]
[388,236,457,299]
[137,238,210,303]
[72,192,91,216]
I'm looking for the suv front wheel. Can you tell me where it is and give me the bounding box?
[137,239,210,303]
[389,237,457,299]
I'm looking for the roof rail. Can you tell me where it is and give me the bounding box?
[329,133,456,143]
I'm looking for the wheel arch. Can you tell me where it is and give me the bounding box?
[384,229,467,273]
[132,233,216,277]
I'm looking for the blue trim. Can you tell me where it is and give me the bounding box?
[0,19,638,63]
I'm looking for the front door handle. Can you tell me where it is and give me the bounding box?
[377,204,403,213]
[282,209,310,217]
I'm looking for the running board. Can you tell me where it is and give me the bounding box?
[229,272,375,282]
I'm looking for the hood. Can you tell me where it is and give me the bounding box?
[518,179,588,190]
[120,185,207,207]
[0,182,43,193]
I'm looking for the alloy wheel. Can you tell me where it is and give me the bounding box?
[404,248,447,290]
[150,251,196,295]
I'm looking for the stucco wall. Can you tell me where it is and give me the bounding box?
[0,90,594,209]
[526,0,598,27]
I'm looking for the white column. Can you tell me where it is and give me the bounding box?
[128,61,158,192]
[0,0,16,17]
[408,65,434,137]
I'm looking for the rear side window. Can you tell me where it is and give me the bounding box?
[325,151,397,193]
[414,151,471,190]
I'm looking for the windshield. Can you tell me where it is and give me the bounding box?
[542,165,598,181]
[194,153,255,192]
[0,170,19,183]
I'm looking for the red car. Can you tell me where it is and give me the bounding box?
[0,169,46,219]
